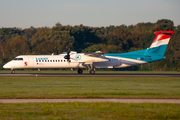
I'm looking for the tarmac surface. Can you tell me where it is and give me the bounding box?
[0,99,180,103]
[0,73,180,77]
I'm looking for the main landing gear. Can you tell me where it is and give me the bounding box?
[78,63,96,74]
[11,69,15,74]
[87,64,95,74]
[78,69,83,74]
[77,69,95,74]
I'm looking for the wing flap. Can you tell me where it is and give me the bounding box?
[84,53,104,57]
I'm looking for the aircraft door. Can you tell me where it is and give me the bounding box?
[28,57,34,67]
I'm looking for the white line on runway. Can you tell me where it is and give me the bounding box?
[1,74,180,77]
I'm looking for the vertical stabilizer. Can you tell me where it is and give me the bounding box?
[144,31,175,56]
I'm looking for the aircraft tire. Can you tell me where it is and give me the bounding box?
[11,70,15,74]
[78,69,83,74]
[90,70,95,74]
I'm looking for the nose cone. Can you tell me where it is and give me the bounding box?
[3,63,11,69]
[3,64,7,69]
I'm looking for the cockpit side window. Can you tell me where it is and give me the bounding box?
[13,58,23,60]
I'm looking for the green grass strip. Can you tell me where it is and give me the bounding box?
[0,77,180,99]
[0,103,180,120]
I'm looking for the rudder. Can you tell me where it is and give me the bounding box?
[144,31,175,56]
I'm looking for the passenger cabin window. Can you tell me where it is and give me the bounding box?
[14,58,23,60]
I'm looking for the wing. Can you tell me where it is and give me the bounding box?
[83,53,109,64]
[84,53,104,57]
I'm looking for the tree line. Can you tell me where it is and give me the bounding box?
[0,19,180,71]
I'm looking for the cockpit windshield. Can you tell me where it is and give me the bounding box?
[13,58,23,60]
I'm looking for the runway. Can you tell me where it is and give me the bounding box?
[0,99,180,103]
[0,73,180,77]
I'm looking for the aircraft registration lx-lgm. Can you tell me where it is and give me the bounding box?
[3,31,175,74]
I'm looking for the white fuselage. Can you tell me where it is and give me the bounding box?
[3,54,85,69]
[3,53,146,70]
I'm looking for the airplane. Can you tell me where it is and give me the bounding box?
[3,31,175,74]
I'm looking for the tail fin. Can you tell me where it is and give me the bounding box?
[144,31,175,56]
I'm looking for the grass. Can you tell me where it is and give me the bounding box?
[0,77,180,99]
[1,69,180,74]
[1,76,180,119]
[0,102,180,119]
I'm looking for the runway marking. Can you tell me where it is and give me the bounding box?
[1,99,180,103]
[0,74,180,77]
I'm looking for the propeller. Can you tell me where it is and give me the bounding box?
[64,47,71,62]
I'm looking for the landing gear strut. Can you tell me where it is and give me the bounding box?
[81,63,96,74]
[82,63,96,74]
[11,69,15,74]
[78,69,83,74]
[88,64,95,74]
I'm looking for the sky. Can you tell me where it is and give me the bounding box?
[0,0,180,29]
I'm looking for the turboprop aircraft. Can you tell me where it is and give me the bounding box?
[3,31,175,74]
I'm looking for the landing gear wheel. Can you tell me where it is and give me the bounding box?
[90,70,95,74]
[11,70,15,74]
[78,69,83,74]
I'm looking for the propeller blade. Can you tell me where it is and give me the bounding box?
[64,47,71,62]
